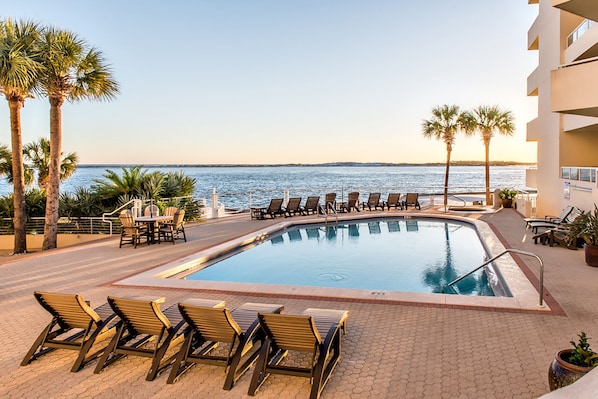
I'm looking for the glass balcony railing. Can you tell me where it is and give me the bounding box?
[561,166,597,183]
[567,19,596,47]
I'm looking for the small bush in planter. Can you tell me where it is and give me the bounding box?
[498,188,518,200]
[548,331,598,390]
[567,332,598,368]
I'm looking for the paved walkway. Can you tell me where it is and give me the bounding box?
[1,208,597,399]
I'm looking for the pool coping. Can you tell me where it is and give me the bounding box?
[113,213,551,313]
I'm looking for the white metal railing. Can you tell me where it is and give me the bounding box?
[448,249,545,308]
[567,19,596,47]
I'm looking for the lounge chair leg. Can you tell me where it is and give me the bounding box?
[248,338,272,396]
[21,321,56,366]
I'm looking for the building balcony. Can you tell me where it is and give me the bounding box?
[526,117,540,141]
[551,58,598,117]
[565,19,598,63]
[562,114,598,133]
[527,66,539,96]
[553,0,598,22]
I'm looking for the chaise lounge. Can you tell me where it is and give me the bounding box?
[339,192,360,213]
[248,308,349,399]
[362,192,382,211]
[301,196,320,215]
[259,198,285,219]
[403,193,421,210]
[21,291,119,372]
[384,193,403,211]
[283,197,302,217]
[167,301,284,389]
[94,296,224,381]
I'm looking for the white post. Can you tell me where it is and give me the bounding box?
[211,188,219,219]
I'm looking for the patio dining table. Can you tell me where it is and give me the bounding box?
[135,215,173,244]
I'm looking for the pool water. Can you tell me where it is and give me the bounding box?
[185,218,500,296]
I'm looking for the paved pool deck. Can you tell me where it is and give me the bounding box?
[1,207,597,399]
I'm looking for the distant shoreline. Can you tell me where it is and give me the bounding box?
[78,161,536,168]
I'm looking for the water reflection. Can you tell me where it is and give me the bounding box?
[421,222,490,296]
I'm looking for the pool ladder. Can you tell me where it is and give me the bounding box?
[320,201,338,224]
[447,249,545,308]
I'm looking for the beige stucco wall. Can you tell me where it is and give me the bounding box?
[0,234,108,253]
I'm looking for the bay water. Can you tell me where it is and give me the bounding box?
[0,164,531,211]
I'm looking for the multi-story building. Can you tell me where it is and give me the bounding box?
[526,0,598,216]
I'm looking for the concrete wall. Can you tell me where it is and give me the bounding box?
[0,234,108,253]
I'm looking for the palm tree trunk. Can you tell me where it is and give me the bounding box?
[485,139,491,205]
[43,98,63,250]
[444,145,451,207]
[9,99,27,254]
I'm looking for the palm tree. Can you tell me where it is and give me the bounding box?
[0,19,43,253]
[468,105,515,204]
[0,142,35,186]
[422,105,471,207]
[23,137,78,191]
[92,166,148,201]
[37,27,119,249]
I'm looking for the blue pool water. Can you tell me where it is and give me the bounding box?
[185,218,499,296]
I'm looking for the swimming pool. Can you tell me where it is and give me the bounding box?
[115,213,545,311]
[183,218,502,296]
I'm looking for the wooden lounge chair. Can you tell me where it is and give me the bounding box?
[384,193,402,210]
[283,197,302,217]
[158,209,186,244]
[362,192,382,211]
[119,212,148,248]
[301,196,320,215]
[259,198,284,219]
[94,296,224,381]
[167,302,285,389]
[21,291,118,372]
[403,193,420,210]
[248,308,349,399]
[339,192,360,213]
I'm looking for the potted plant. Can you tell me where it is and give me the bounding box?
[498,188,517,208]
[548,332,598,390]
[565,205,598,266]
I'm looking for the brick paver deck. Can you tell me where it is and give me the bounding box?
[1,208,597,398]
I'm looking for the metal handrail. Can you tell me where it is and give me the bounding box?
[448,248,544,308]
[323,201,338,224]
[101,199,143,234]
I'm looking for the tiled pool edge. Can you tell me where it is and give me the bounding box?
[113,213,553,313]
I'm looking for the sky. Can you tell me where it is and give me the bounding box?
[1,0,539,165]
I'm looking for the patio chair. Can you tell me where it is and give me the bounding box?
[163,206,179,217]
[283,197,302,217]
[362,192,382,211]
[248,308,349,399]
[167,302,284,389]
[144,204,160,217]
[119,212,148,248]
[339,192,360,213]
[158,209,187,244]
[524,205,574,227]
[21,291,118,372]
[94,296,224,381]
[403,193,420,210]
[259,198,284,219]
[384,193,402,211]
[301,196,320,215]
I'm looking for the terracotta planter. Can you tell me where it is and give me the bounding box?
[548,349,594,391]
[584,245,598,267]
[501,199,512,208]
